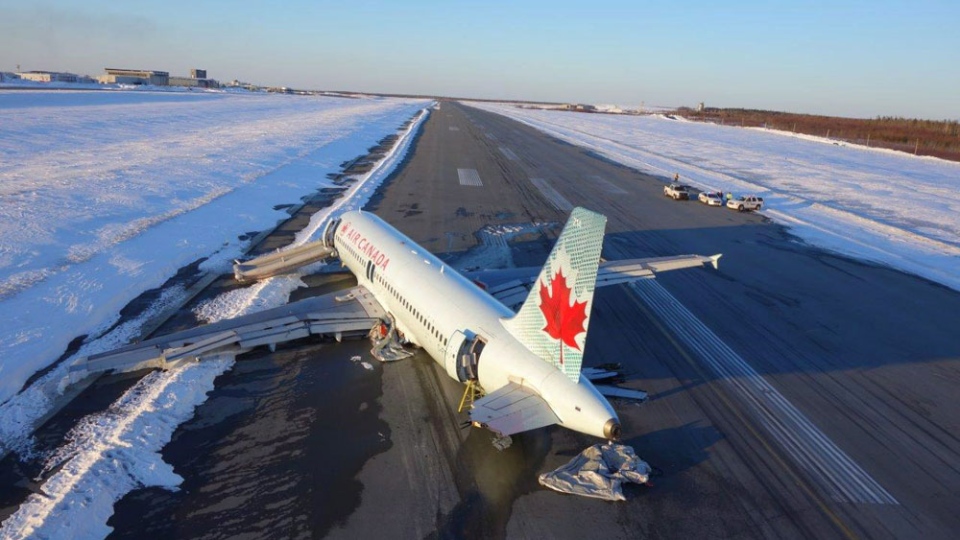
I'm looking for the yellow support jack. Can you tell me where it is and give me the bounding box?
[457,379,485,413]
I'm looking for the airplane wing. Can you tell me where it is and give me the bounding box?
[70,286,385,376]
[469,381,560,437]
[470,254,721,310]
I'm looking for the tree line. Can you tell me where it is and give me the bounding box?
[677,107,960,162]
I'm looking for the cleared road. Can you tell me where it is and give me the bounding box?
[100,101,960,539]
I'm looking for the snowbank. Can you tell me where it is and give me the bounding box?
[0,96,432,539]
[466,102,960,292]
[0,90,428,406]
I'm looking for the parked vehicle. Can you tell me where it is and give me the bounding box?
[727,195,764,212]
[664,183,693,200]
[698,192,723,206]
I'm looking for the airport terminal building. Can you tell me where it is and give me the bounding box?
[97,68,169,86]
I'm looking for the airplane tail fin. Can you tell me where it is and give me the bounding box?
[503,207,607,382]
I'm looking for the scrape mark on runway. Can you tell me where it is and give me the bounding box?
[499,147,518,161]
[630,279,899,505]
[530,178,573,212]
[457,169,483,187]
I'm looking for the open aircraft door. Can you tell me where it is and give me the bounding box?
[444,330,483,382]
[444,330,468,381]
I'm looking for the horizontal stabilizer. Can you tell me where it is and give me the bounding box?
[581,367,622,382]
[470,382,560,437]
[595,254,721,287]
[476,253,721,309]
[595,385,648,402]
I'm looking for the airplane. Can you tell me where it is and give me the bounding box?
[308,207,718,442]
[72,207,719,445]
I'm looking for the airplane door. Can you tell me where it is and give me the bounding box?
[444,330,467,381]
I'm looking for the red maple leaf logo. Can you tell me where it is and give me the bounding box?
[539,268,588,365]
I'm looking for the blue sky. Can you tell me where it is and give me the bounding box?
[1,0,957,119]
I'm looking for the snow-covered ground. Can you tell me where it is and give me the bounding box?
[0,90,430,538]
[466,102,960,292]
[0,90,427,407]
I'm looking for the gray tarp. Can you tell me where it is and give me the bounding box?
[538,443,651,501]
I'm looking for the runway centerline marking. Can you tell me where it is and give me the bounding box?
[457,168,483,187]
[530,178,573,212]
[630,279,898,505]
[499,147,518,161]
[588,175,627,194]
[448,126,460,131]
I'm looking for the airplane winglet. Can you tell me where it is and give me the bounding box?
[709,254,722,270]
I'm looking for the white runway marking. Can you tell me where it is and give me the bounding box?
[457,168,483,187]
[630,279,898,505]
[499,147,518,161]
[530,178,573,212]
[486,133,497,141]
[588,175,627,194]
[448,126,460,131]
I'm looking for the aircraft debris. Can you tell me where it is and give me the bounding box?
[369,316,414,362]
[539,443,651,501]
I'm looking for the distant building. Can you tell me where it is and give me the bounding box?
[168,68,218,88]
[560,103,598,112]
[697,102,705,113]
[98,68,169,86]
[18,71,79,83]
[225,79,260,91]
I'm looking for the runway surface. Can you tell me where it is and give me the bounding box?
[12,101,958,539]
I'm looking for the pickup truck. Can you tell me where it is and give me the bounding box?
[663,183,693,200]
[727,195,764,212]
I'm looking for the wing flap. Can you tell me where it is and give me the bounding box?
[470,382,560,437]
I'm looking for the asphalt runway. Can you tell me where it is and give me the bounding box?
[10,100,956,539]
[346,102,960,539]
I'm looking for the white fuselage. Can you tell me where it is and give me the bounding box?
[333,211,618,439]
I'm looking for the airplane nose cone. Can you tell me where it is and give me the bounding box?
[603,419,622,440]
